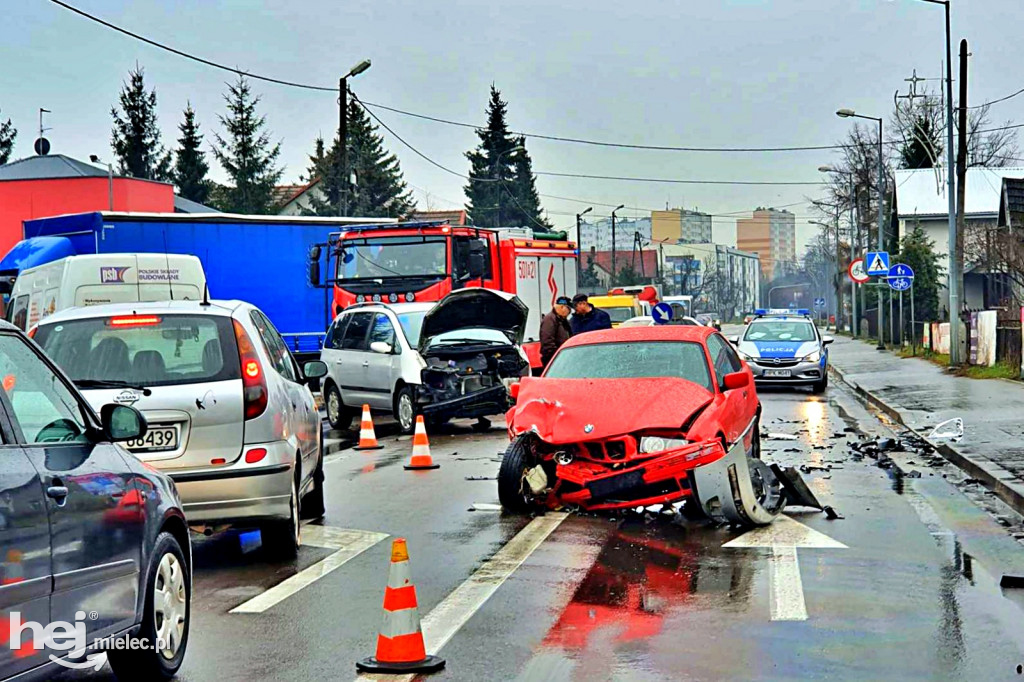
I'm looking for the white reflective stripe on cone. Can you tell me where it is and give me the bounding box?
[386,560,413,589]
[379,607,422,639]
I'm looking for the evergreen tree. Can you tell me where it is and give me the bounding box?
[303,101,415,217]
[0,108,15,165]
[212,76,283,214]
[897,223,944,322]
[508,136,551,229]
[110,65,172,180]
[172,103,210,204]
[465,85,548,228]
[579,255,600,288]
[898,113,942,169]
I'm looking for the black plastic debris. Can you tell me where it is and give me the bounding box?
[905,470,922,479]
[771,463,824,511]
[799,464,831,474]
[464,476,495,481]
[823,505,843,520]
[1000,574,1024,589]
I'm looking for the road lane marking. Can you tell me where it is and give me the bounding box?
[356,512,569,681]
[231,526,389,614]
[723,515,846,622]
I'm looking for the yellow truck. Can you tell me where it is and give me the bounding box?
[587,294,646,327]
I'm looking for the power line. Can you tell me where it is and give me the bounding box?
[969,86,1024,110]
[535,171,825,186]
[44,0,933,156]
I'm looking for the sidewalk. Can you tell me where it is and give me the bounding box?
[828,335,1024,515]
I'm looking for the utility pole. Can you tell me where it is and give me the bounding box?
[576,207,593,287]
[611,204,624,283]
[850,175,858,336]
[953,38,969,363]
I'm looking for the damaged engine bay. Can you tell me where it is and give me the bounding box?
[418,337,528,419]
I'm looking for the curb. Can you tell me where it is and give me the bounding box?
[828,364,1024,518]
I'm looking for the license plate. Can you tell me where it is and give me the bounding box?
[125,426,179,452]
[764,369,792,378]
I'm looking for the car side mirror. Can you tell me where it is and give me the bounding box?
[822,336,834,345]
[509,382,521,400]
[101,404,147,442]
[369,341,393,355]
[728,336,740,345]
[467,252,486,279]
[303,360,328,379]
[722,371,749,391]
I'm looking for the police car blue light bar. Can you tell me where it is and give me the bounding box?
[754,308,811,317]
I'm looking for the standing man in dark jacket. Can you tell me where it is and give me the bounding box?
[570,293,612,335]
[540,296,573,369]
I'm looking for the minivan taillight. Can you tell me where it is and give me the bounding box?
[233,319,268,420]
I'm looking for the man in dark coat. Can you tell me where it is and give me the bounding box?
[539,296,573,369]
[570,293,612,335]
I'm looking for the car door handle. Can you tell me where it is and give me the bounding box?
[46,485,69,501]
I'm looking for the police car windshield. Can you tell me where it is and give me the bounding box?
[743,320,816,342]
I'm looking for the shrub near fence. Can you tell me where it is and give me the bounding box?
[996,320,1022,371]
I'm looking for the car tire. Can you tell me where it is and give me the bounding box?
[750,416,762,460]
[301,443,326,521]
[107,532,190,680]
[812,375,828,394]
[262,467,300,558]
[498,436,535,513]
[325,383,355,431]
[394,385,416,434]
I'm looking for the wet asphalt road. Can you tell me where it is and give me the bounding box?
[60,350,1024,681]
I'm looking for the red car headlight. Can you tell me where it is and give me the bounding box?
[638,436,691,454]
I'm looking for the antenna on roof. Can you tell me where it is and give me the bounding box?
[162,229,174,301]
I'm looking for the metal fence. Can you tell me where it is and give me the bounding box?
[996,322,1022,369]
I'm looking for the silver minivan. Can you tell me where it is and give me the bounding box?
[31,300,328,557]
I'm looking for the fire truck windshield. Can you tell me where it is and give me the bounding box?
[336,236,447,281]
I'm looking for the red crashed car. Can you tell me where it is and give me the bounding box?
[499,325,785,526]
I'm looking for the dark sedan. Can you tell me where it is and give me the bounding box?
[0,320,191,680]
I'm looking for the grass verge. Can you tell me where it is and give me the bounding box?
[896,346,1020,380]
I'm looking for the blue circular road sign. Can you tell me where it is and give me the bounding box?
[652,302,674,324]
[888,263,915,280]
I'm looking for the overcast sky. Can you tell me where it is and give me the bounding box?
[4,0,1024,251]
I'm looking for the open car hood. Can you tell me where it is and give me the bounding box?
[419,288,529,351]
[509,377,713,444]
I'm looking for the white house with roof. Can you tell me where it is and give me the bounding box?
[895,167,1024,309]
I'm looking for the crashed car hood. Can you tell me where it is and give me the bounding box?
[509,377,713,444]
[419,287,529,351]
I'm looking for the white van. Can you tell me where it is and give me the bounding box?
[7,253,207,332]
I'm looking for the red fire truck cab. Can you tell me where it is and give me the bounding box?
[310,222,578,370]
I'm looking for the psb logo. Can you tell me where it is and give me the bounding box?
[100,267,130,283]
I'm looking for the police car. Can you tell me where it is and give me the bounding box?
[729,309,833,393]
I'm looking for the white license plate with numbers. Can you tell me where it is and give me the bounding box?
[764,369,792,378]
[125,426,179,452]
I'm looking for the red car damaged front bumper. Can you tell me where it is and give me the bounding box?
[542,438,727,512]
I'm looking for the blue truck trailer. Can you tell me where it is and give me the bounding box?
[1,211,395,359]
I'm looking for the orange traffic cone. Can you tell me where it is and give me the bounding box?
[356,538,445,674]
[404,416,439,470]
[355,404,383,451]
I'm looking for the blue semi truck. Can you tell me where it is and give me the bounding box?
[0,211,395,360]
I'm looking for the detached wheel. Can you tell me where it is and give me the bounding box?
[750,416,762,459]
[108,532,190,680]
[301,442,326,520]
[748,458,785,518]
[263,467,300,558]
[394,385,416,434]
[498,437,536,513]
[325,383,355,431]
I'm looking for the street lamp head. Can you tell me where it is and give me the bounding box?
[836,108,855,118]
[347,59,372,78]
[89,154,100,163]
[580,207,593,216]
[818,165,836,173]
[613,204,625,212]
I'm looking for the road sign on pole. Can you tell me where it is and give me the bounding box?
[813,297,826,309]
[848,258,870,284]
[887,263,914,292]
[865,251,890,275]
[651,302,674,325]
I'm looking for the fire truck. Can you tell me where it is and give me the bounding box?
[308,222,578,369]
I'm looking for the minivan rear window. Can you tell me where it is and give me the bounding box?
[33,314,240,388]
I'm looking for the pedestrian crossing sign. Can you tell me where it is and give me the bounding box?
[865,251,890,275]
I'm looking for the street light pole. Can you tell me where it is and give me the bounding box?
[916,0,959,363]
[819,165,862,336]
[338,59,371,217]
[837,109,885,349]
[611,204,625,282]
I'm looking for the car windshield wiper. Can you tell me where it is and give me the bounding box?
[74,379,152,396]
